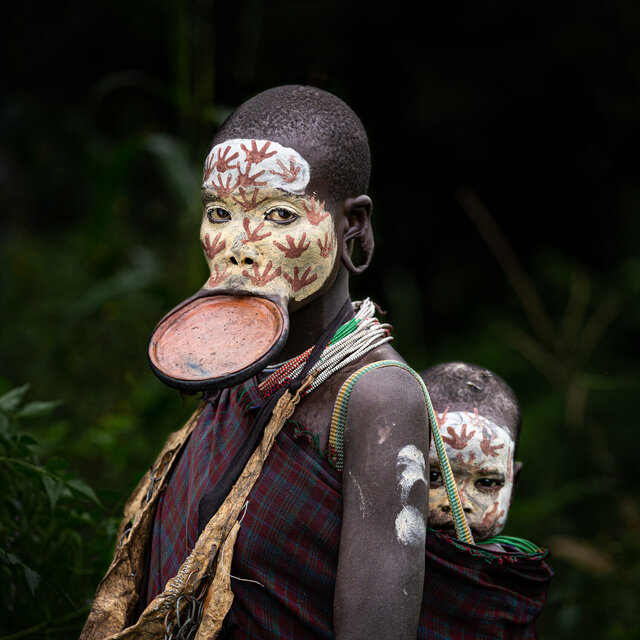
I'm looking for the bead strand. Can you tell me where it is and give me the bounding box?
[257,298,392,400]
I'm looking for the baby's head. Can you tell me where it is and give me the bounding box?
[200,85,372,309]
[420,362,522,541]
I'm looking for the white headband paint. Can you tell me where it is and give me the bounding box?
[203,139,311,195]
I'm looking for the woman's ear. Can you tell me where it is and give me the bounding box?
[341,195,374,274]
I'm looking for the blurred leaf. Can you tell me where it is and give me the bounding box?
[44,457,68,474]
[0,550,20,566]
[42,475,64,509]
[66,246,158,321]
[67,478,102,508]
[0,385,30,413]
[23,565,40,595]
[144,133,200,212]
[18,400,63,419]
[17,434,39,446]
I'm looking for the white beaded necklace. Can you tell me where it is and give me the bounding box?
[258,298,392,399]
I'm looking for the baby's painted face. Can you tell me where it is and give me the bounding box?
[429,409,515,541]
[200,139,337,303]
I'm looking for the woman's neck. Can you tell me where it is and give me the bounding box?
[276,272,353,361]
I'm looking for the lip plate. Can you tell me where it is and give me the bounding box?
[148,291,289,392]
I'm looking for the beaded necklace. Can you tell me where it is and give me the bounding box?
[258,298,392,400]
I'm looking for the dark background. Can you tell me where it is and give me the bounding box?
[1,0,639,637]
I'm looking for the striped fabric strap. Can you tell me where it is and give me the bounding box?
[329,360,475,545]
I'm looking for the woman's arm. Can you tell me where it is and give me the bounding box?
[334,366,429,639]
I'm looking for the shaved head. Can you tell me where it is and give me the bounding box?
[213,85,371,205]
[420,362,521,446]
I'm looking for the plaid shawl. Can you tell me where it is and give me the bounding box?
[146,376,551,639]
[146,378,341,639]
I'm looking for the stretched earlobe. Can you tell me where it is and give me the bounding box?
[341,195,374,275]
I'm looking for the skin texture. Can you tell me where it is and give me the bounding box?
[429,409,517,541]
[201,130,429,638]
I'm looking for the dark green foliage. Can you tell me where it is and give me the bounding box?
[0,386,119,638]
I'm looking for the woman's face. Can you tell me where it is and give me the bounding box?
[200,139,338,304]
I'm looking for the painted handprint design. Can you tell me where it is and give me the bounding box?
[428,410,515,540]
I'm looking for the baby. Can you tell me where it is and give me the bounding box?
[420,361,523,545]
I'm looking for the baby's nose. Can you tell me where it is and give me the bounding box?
[459,492,473,514]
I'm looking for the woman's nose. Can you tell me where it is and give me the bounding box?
[227,236,259,266]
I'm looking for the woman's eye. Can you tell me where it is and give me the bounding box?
[265,208,298,225]
[429,470,443,486]
[475,478,504,490]
[207,207,231,223]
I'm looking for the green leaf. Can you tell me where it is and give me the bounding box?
[0,549,40,593]
[42,474,64,509]
[44,456,68,474]
[23,565,40,594]
[0,384,30,412]
[0,549,20,565]
[18,400,63,419]
[144,133,200,212]
[18,434,39,447]
[67,478,102,507]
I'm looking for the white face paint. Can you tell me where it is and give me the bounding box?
[395,445,427,547]
[200,139,337,303]
[429,409,515,540]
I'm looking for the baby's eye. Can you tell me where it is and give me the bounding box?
[429,470,443,487]
[475,478,504,490]
[265,208,298,225]
[207,207,231,223]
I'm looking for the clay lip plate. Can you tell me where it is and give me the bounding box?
[148,294,287,392]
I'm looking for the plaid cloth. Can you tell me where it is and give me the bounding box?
[146,376,551,639]
[420,530,552,639]
[146,377,342,639]
[146,380,264,600]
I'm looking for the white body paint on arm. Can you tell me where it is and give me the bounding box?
[395,506,426,546]
[395,445,427,547]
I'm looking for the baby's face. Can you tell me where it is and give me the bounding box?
[200,139,338,304]
[429,409,515,540]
